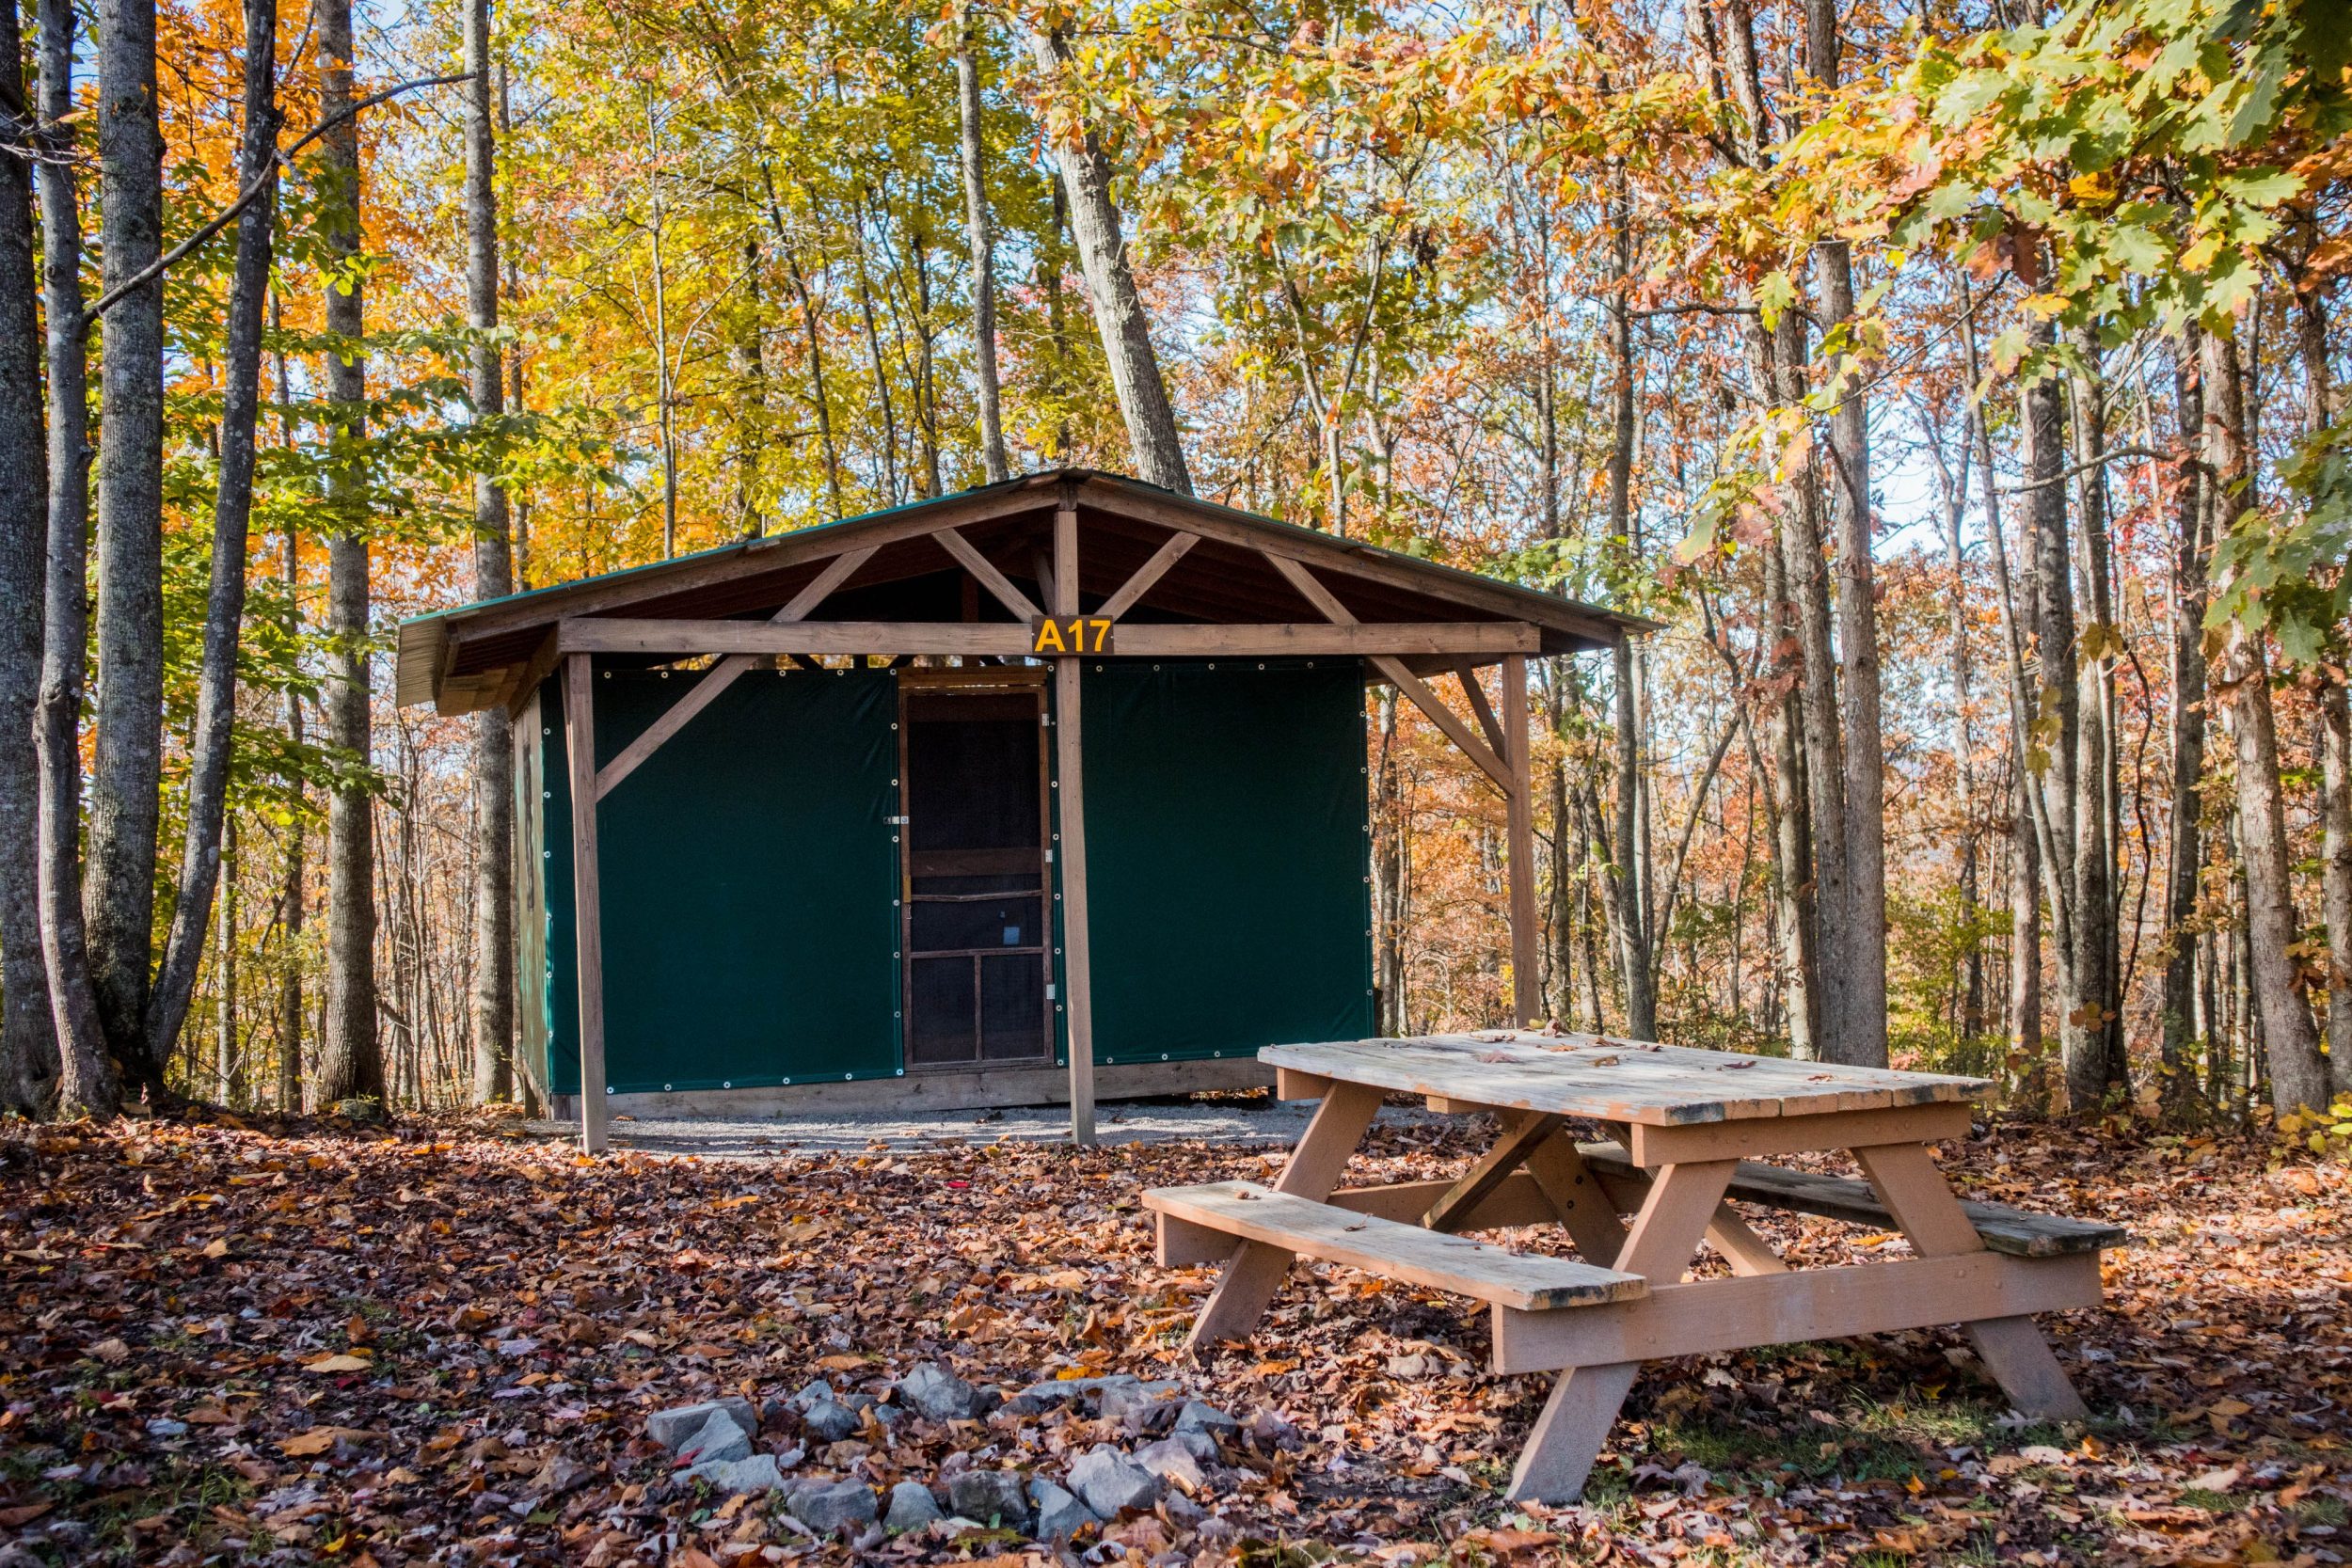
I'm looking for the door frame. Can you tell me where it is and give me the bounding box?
[896,666,1056,1071]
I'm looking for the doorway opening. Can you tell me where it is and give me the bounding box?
[898,677,1054,1068]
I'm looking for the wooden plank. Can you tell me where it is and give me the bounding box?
[1489,1251,2104,1373]
[1053,504,1095,1147]
[1094,530,1198,620]
[1509,1363,1639,1503]
[1146,1182,1646,1310]
[1613,1161,1735,1280]
[1120,623,1539,656]
[1455,660,1507,759]
[1628,1101,1974,1164]
[563,654,608,1155]
[591,546,881,800]
[937,526,1043,620]
[1274,1068,1335,1101]
[1099,481,1634,647]
[497,629,564,718]
[1855,1142,2093,1420]
[1523,1136,1633,1263]
[574,1053,1271,1121]
[1423,1112,1565,1232]
[1328,1170,1561,1232]
[1502,653,1539,1026]
[1258,1034,1989,1126]
[561,620,1036,657]
[1186,1081,1384,1353]
[1578,1142,2126,1257]
[1377,656,1514,789]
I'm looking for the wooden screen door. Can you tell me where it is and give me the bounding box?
[898,675,1055,1068]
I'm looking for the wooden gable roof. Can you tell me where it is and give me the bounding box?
[397,469,1651,716]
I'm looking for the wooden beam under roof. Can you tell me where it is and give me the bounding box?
[554,618,1542,658]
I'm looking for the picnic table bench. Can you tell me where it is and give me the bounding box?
[1143,1032,2122,1502]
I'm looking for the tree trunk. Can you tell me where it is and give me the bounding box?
[313,0,383,1106]
[1371,689,1405,1035]
[958,8,1008,483]
[278,530,306,1113]
[2010,759,2042,1080]
[468,0,514,1104]
[1802,0,1885,1069]
[87,0,171,1092]
[2160,330,2210,1117]
[2205,325,2329,1115]
[1023,27,1190,494]
[2063,327,2122,1108]
[215,816,239,1102]
[2324,682,2352,1104]
[0,0,56,1113]
[34,0,119,1117]
[141,0,278,1073]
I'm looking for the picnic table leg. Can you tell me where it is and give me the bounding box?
[1507,1159,1737,1502]
[1521,1131,1631,1262]
[1184,1080,1385,1356]
[1853,1142,2090,1421]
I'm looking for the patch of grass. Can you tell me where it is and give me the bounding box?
[80,1459,258,1562]
[2180,1487,2249,1513]
[2299,1494,2349,1528]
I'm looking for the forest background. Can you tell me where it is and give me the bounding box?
[0,0,2345,1132]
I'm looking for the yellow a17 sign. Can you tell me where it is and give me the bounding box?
[1030,615,1114,655]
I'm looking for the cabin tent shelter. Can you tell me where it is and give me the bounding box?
[394,469,1647,1148]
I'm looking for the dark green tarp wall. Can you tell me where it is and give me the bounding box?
[538,666,900,1095]
[1076,658,1373,1064]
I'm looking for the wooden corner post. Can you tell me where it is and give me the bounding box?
[563,651,610,1154]
[1052,501,1098,1146]
[1502,653,1540,1027]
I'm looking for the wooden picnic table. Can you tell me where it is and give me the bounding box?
[1145,1032,2122,1502]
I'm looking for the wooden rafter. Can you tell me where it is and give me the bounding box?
[1094,530,1198,620]
[1454,658,1508,760]
[936,527,1041,619]
[558,618,1538,659]
[1263,550,1517,789]
[591,546,877,800]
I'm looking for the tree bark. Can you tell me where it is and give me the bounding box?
[468,0,514,1103]
[313,0,384,1105]
[2205,325,2329,1115]
[2160,330,2210,1117]
[1024,26,1190,494]
[142,0,279,1072]
[34,0,119,1117]
[278,525,306,1113]
[1804,0,1886,1069]
[0,0,57,1113]
[2324,682,2352,1104]
[2021,329,2085,1112]
[2062,327,2121,1108]
[958,7,1008,483]
[87,0,171,1091]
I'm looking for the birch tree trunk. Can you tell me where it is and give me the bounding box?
[34,0,119,1117]
[1024,26,1190,495]
[314,0,385,1105]
[959,8,1008,483]
[143,0,278,1071]
[87,0,171,1092]
[468,0,515,1103]
[0,0,56,1113]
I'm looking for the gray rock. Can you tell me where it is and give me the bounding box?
[1162,1428,1218,1464]
[1248,1409,1299,1449]
[946,1468,1031,1529]
[896,1361,978,1421]
[801,1401,860,1443]
[787,1380,836,1413]
[1067,1445,1164,1518]
[1027,1478,1098,1542]
[787,1479,878,1534]
[684,1453,787,1496]
[1133,1437,1206,1494]
[647,1397,759,1451]
[883,1481,943,1531]
[1173,1401,1238,1439]
[675,1407,753,1465]
[1004,1373,1141,1416]
[873,1402,905,1428]
[1099,1381,1184,1435]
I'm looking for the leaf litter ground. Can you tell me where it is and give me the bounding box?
[0,1111,2344,1566]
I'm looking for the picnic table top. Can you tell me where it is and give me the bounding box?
[1259,1032,1992,1126]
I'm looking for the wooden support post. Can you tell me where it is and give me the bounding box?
[1502,653,1539,1026]
[1053,503,1096,1147]
[563,652,609,1154]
